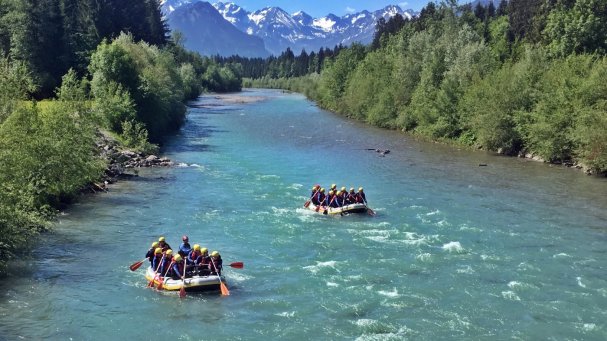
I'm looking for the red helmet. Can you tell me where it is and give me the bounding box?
[182,235,189,241]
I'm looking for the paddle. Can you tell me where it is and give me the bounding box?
[158,260,175,290]
[304,188,319,208]
[179,257,187,298]
[148,255,164,288]
[129,258,147,271]
[229,262,244,269]
[367,207,376,216]
[211,258,230,296]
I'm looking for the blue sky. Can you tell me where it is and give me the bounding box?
[237,0,429,17]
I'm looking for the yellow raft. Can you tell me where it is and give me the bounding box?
[145,266,223,292]
[307,202,371,215]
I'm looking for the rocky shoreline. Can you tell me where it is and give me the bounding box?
[83,132,174,193]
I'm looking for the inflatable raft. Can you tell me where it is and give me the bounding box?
[144,266,222,292]
[307,202,370,215]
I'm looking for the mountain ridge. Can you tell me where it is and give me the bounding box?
[164,1,418,56]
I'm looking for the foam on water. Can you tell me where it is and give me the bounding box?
[303,260,340,274]
[576,277,586,288]
[275,311,295,318]
[442,241,464,253]
[553,253,572,258]
[501,291,521,301]
[378,288,399,298]
[416,253,432,262]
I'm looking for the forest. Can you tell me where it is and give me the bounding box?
[237,0,607,176]
[0,0,242,273]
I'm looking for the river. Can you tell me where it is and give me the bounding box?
[1,89,606,340]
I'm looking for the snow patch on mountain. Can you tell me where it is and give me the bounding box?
[164,1,418,56]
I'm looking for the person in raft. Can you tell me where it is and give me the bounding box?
[310,185,320,201]
[158,236,172,251]
[209,251,223,276]
[347,188,357,205]
[178,235,191,257]
[187,244,202,267]
[339,187,348,205]
[170,254,186,280]
[329,191,342,208]
[313,188,326,206]
[329,184,337,194]
[355,187,367,205]
[197,248,211,275]
[151,247,164,272]
[160,249,174,276]
[146,242,159,265]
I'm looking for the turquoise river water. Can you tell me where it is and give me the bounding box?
[1,89,606,340]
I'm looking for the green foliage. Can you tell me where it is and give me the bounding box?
[180,63,201,100]
[92,81,136,132]
[201,63,242,93]
[0,0,169,98]
[89,33,186,142]
[317,44,367,111]
[0,68,104,271]
[544,0,607,57]
[573,56,607,172]
[0,56,36,122]
[121,120,158,154]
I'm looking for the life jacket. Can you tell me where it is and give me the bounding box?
[209,256,223,274]
[152,255,164,271]
[188,250,201,264]
[179,242,191,257]
[200,255,210,266]
[160,257,173,276]
[145,248,155,262]
[172,261,185,278]
[159,242,171,252]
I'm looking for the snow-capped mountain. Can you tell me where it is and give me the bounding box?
[163,1,417,56]
[166,2,270,57]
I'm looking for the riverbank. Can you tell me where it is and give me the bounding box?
[244,81,604,177]
[84,131,173,193]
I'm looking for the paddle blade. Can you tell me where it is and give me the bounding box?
[179,285,186,298]
[220,281,230,296]
[367,208,376,216]
[229,262,244,269]
[130,260,144,271]
[303,200,310,208]
[157,279,163,290]
[147,279,155,288]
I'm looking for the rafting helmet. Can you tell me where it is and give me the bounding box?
[350,188,355,192]
[358,187,364,192]
[174,255,182,262]
[158,236,165,242]
[328,190,334,195]
[165,249,173,256]
[193,244,201,251]
[320,188,325,193]
[336,191,341,195]
[201,247,208,254]
[154,247,163,254]
[182,235,189,241]
[211,251,219,257]
[151,242,159,248]
[331,184,336,189]
[341,187,346,191]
